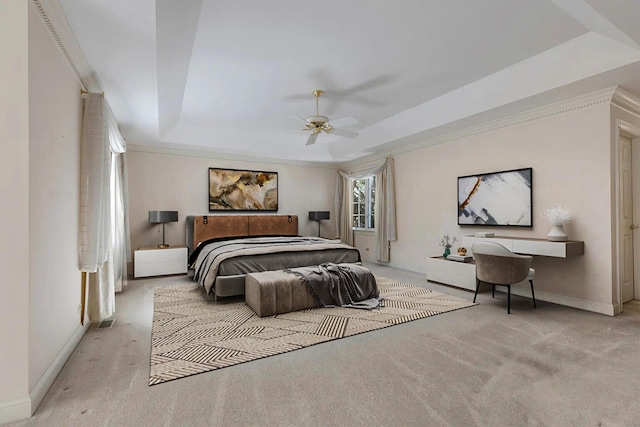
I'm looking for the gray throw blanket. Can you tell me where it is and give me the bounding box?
[286,263,380,309]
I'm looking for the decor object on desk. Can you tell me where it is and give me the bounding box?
[457,247,467,256]
[148,277,476,385]
[440,234,457,258]
[541,206,572,241]
[458,167,532,227]
[447,253,473,262]
[149,210,178,248]
[309,211,330,237]
[474,231,495,238]
[209,167,278,211]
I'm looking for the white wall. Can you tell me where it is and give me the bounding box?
[0,0,31,422]
[354,231,376,262]
[0,3,84,423]
[351,102,616,314]
[28,1,84,396]
[126,149,338,254]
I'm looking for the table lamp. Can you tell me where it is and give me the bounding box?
[149,210,178,248]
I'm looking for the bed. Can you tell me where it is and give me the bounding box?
[186,215,361,299]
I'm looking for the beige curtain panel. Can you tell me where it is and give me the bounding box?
[79,93,130,320]
[335,157,397,262]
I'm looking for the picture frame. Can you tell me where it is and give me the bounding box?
[208,167,278,211]
[457,167,532,227]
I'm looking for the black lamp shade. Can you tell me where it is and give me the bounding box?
[149,211,179,223]
[308,211,330,221]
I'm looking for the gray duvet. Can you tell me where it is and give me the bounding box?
[192,236,361,294]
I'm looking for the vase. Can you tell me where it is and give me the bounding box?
[443,247,451,258]
[547,224,568,241]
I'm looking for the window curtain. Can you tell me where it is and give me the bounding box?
[335,157,397,262]
[79,93,130,321]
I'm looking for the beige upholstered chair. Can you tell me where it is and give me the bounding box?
[471,241,536,314]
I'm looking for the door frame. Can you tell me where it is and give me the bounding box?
[614,119,640,314]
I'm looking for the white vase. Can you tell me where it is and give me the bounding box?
[547,224,568,241]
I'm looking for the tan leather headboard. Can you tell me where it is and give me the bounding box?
[186,215,298,254]
[248,215,297,236]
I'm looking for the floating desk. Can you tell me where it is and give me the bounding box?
[461,236,584,258]
[426,236,584,290]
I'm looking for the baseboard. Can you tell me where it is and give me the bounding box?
[29,321,91,415]
[507,286,616,316]
[385,260,426,275]
[383,261,616,316]
[0,396,31,424]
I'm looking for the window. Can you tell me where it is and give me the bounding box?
[352,176,376,229]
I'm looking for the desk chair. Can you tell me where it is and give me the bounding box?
[472,241,536,314]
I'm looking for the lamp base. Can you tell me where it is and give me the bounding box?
[157,244,170,249]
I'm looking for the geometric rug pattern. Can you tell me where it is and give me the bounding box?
[149,276,476,385]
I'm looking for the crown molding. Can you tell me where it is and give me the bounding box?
[127,144,340,170]
[611,87,640,118]
[340,86,620,169]
[31,0,101,91]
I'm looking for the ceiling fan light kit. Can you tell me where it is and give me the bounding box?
[306,116,331,126]
[299,89,358,145]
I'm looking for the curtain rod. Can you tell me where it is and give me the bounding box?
[343,156,389,174]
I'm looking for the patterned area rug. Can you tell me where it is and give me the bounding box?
[149,277,475,385]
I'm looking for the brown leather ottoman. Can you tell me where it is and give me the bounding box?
[245,270,319,317]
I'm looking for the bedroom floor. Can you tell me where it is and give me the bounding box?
[9,263,640,427]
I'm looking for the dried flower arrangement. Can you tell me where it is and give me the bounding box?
[541,206,573,225]
[439,234,457,249]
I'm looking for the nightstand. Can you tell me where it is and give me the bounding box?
[134,246,188,278]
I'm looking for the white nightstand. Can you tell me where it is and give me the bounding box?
[134,246,188,278]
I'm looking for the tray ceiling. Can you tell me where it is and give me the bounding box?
[56,0,640,162]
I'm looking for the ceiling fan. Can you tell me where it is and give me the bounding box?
[298,90,359,146]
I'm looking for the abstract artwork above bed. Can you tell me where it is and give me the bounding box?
[148,277,476,385]
[209,167,278,211]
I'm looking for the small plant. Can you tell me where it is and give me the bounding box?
[541,206,572,225]
[439,234,457,249]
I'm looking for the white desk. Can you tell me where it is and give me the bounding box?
[425,256,476,290]
[461,236,584,258]
[426,236,584,290]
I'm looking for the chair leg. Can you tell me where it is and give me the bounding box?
[529,279,536,308]
[473,278,480,303]
[507,285,511,314]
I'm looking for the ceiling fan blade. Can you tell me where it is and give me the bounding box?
[305,133,319,146]
[332,128,358,139]
[329,94,386,108]
[340,74,394,95]
[328,117,358,128]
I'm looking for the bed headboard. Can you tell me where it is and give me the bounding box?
[185,215,298,255]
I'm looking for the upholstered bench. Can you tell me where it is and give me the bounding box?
[245,270,319,317]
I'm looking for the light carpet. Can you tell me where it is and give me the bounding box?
[149,276,475,385]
